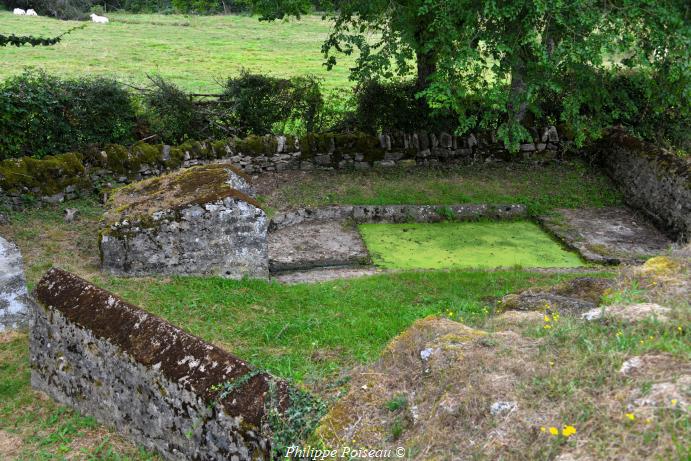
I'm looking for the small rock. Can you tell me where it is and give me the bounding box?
[490,400,517,416]
[619,356,643,375]
[42,192,65,204]
[64,208,80,223]
[420,348,436,361]
[581,303,671,323]
[0,212,9,226]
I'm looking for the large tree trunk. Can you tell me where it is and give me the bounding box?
[415,49,436,114]
[509,56,528,124]
[416,49,436,93]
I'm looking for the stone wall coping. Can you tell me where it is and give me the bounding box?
[269,203,528,231]
[35,268,289,426]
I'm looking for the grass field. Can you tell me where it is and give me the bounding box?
[0,11,355,92]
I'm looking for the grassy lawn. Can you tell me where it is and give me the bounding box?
[0,269,602,459]
[0,12,354,93]
[260,162,623,216]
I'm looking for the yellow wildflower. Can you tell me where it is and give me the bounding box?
[540,426,546,433]
[671,399,678,406]
[626,413,635,421]
[544,315,551,322]
[562,425,576,437]
[549,427,559,436]
[544,324,552,329]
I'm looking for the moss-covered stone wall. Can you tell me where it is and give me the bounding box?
[0,128,564,206]
[31,268,319,459]
[590,129,690,241]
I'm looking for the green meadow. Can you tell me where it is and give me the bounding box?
[0,11,354,92]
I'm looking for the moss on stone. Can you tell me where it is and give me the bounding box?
[104,144,132,175]
[102,163,261,229]
[131,142,163,167]
[0,152,85,195]
[235,135,277,157]
[211,140,230,158]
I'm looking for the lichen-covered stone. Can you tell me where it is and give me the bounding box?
[538,207,672,264]
[100,164,268,278]
[30,268,303,460]
[497,277,614,315]
[0,236,31,331]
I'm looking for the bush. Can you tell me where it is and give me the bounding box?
[140,75,214,144]
[0,70,136,160]
[353,79,456,134]
[602,71,690,149]
[220,71,323,136]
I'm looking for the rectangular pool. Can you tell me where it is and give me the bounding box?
[358,221,585,269]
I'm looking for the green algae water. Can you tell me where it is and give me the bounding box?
[359,221,584,269]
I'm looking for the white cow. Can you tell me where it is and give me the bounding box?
[89,13,109,23]
[25,8,38,16]
[13,8,26,15]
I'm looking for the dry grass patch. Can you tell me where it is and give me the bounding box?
[0,430,23,459]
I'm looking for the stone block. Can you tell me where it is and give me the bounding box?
[0,236,31,331]
[100,164,268,279]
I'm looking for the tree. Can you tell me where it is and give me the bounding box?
[247,0,689,149]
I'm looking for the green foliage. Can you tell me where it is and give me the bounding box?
[248,0,690,150]
[0,70,136,159]
[141,75,213,144]
[265,384,327,457]
[220,70,324,136]
[0,25,84,47]
[385,394,408,412]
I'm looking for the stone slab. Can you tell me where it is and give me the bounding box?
[539,207,672,264]
[268,221,370,272]
[0,236,30,331]
[273,266,383,284]
[100,164,269,278]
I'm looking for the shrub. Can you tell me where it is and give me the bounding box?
[140,75,213,144]
[353,79,456,134]
[0,70,136,160]
[220,71,323,136]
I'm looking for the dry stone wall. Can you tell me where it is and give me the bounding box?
[590,130,691,241]
[30,268,306,461]
[0,129,564,206]
[269,204,528,231]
